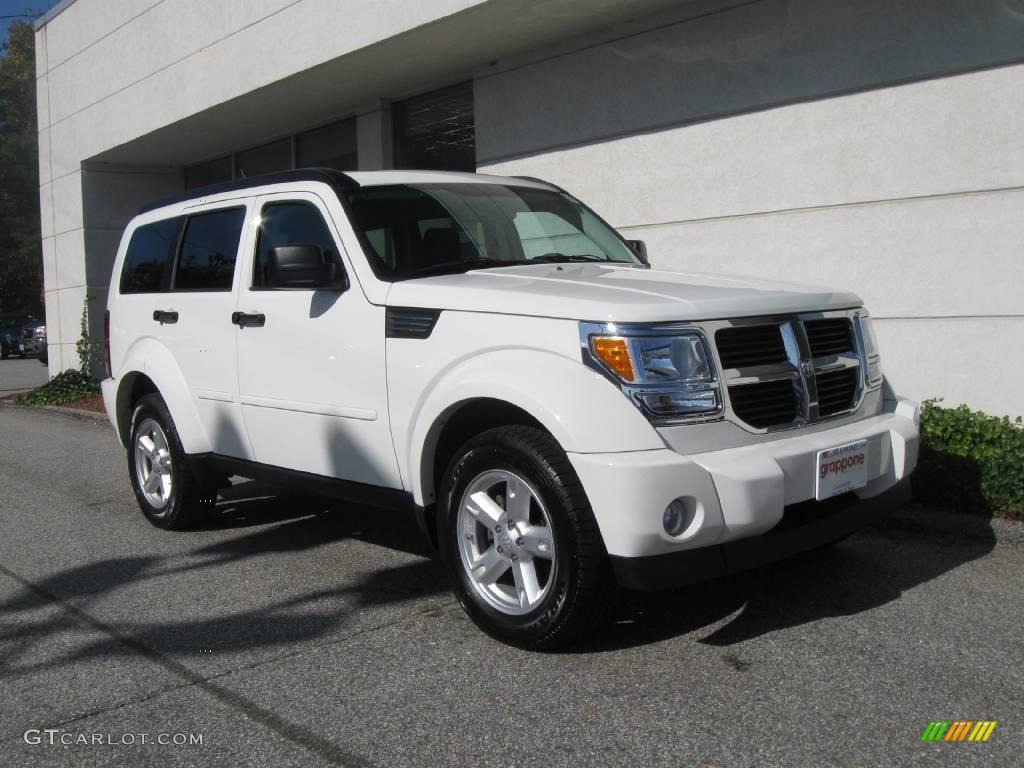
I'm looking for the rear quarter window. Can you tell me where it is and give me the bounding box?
[119,218,182,294]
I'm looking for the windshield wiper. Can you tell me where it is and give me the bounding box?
[403,253,613,279]
[529,253,610,263]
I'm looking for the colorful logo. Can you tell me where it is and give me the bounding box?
[921,721,997,742]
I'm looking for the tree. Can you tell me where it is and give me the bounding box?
[0,20,42,314]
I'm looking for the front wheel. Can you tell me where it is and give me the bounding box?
[438,426,615,650]
[128,393,216,530]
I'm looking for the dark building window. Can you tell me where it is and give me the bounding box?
[297,119,357,170]
[253,202,339,288]
[184,156,232,190]
[184,117,360,188]
[235,138,292,178]
[119,217,182,294]
[394,82,475,171]
[173,208,246,291]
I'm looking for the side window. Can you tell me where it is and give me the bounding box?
[363,227,396,269]
[119,218,182,294]
[173,208,246,291]
[253,202,341,288]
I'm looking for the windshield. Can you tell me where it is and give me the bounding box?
[343,183,640,279]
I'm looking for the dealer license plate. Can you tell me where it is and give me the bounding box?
[815,440,868,500]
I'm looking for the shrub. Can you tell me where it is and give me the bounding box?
[913,399,1024,520]
[15,368,99,406]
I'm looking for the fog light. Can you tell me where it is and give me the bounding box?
[663,499,689,536]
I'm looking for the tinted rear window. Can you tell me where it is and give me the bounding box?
[173,208,246,291]
[119,218,182,294]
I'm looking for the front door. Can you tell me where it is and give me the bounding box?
[233,192,399,488]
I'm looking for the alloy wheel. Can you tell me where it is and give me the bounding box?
[456,469,556,615]
[134,417,174,510]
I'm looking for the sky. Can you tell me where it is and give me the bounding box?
[1,0,58,47]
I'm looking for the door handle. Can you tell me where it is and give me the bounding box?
[231,311,265,328]
[152,310,178,324]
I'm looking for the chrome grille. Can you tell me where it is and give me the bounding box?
[727,379,800,428]
[815,367,859,416]
[713,311,867,432]
[715,324,788,368]
[805,318,854,357]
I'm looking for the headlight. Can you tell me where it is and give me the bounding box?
[856,314,883,389]
[583,324,722,422]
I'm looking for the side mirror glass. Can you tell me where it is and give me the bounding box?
[626,239,650,267]
[267,244,347,290]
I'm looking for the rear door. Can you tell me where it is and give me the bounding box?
[233,191,399,488]
[162,203,252,458]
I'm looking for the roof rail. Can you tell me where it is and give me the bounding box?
[510,176,567,194]
[137,167,360,215]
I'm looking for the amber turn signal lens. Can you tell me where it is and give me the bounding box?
[591,336,635,382]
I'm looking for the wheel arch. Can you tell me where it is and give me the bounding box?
[113,338,211,454]
[408,349,664,511]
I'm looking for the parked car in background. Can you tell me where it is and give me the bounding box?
[1,314,30,359]
[20,318,47,365]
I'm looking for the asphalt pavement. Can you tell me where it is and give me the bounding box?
[0,406,1020,767]
[0,357,48,397]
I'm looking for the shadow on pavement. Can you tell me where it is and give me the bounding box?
[568,517,996,653]
[0,478,999,665]
[0,480,448,677]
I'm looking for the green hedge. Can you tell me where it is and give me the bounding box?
[15,369,99,407]
[913,399,1024,520]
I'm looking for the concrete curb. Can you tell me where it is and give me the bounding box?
[874,503,1023,547]
[0,398,109,424]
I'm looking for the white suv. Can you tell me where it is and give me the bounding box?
[102,168,919,649]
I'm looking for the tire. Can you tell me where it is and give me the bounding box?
[438,425,615,650]
[127,393,216,530]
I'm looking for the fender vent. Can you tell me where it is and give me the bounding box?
[386,307,441,339]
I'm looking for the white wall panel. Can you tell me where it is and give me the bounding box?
[617,189,1024,321]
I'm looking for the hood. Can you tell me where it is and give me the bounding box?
[384,264,862,323]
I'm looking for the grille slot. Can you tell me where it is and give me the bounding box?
[727,379,799,429]
[385,307,441,339]
[804,318,853,358]
[715,324,787,369]
[815,367,859,416]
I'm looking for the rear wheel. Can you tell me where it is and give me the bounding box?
[438,426,615,650]
[128,393,216,530]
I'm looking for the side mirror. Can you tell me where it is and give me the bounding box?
[267,244,347,290]
[626,239,650,267]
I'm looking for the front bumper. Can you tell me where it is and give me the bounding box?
[567,397,919,586]
[21,339,45,357]
[611,479,910,589]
